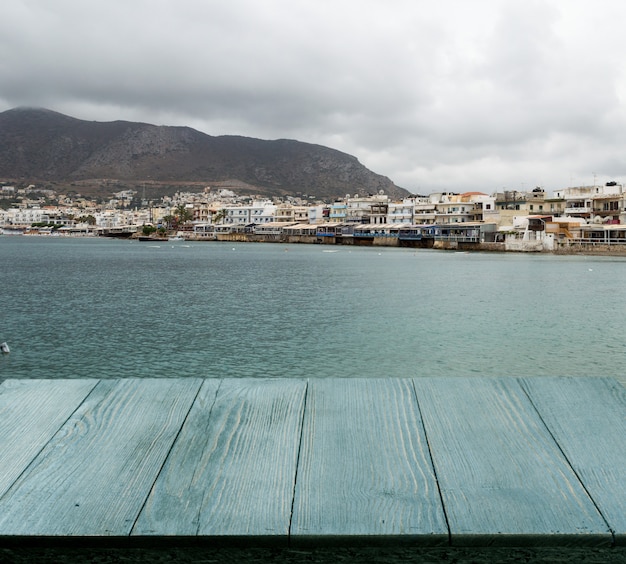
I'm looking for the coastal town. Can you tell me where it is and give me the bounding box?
[2,181,626,253]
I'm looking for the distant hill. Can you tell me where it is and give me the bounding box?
[0,107,410,200]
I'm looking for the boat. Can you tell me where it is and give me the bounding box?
[1,342,9,354]
[168,236,185,242]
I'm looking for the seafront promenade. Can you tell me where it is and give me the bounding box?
[7,222,626,254]
[0,376,624,562]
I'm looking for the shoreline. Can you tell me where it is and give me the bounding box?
[166,232,626,256]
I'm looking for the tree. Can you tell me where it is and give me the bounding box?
[78,215,96,225]
[212,208,228,224]
[161,215,175,230]
[174,204,193,226]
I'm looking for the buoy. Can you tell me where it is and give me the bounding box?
[0,342,9,354]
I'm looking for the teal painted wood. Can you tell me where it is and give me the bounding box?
[521,377,626,545]
[0,379,98,498]
[0,378,202,536]
[291,378,448,544]
[135,378,307,540]
[132,379,221,536]
[413,377,612,547]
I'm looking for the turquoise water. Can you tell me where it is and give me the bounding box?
[1,236,625,381]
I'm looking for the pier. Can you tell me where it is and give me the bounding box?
[0,376,624,559]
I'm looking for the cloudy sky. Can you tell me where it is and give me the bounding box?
[1,0,625,194]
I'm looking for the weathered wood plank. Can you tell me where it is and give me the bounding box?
[0,378,202,536]
[0,379,98,498]
[291,378,447,544]
[413,377,612,547]
[521,377,626,545]
[135,378,307,541]
[132,379,221,536]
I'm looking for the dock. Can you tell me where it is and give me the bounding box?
[0,376,624,556]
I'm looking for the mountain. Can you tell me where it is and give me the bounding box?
[0,107,410,200]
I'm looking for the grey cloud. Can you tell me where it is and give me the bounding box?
[2,0,626,194]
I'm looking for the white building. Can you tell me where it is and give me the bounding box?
[387,199,415,224]
[223,201,277,225]
[432,192,489,224]
[0,207,49,226]
[554,184,625,223]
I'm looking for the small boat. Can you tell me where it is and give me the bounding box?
[168,236,185,242]
[1,342,9,354]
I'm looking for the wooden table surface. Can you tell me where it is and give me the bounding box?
[0,377,623,548]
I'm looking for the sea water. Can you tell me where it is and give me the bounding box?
[1,236,625,383]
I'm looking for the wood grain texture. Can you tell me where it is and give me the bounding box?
[0,378,202,536]
[137,378,307,540]
[521,377,626,545]
[132,379,221,536]
[0,377,621,547]
[413,377,612,547]
[291,378,447,543]
[0,379,98,498]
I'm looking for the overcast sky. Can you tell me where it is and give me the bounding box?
[1,0,625,195]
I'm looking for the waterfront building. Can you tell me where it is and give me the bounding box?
[282,223,318,238]
[307,204,328,224]
[413,196,437,224]
[0,206,49,227]
[274,204,309,223]
[94,209,142,229]
[344,194,391,224]
[191,203,213,223]
[253,221,297,237]
[328,201,347,223]
[491,189,548,228]
[367,201,388,225]
[592,191,624,224]
[554,183,624,223]
[433,192,487,224]
[222,201,277,225]
[544,196,566,217]
[387,200,415,224]
[433,222,497,245]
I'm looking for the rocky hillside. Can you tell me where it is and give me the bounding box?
[0,108,410,200]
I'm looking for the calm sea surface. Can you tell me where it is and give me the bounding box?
[1,236,625,383]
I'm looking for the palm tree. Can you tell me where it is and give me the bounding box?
[161,215,175,230]
[212,208,228,225]
[175,204,193,226]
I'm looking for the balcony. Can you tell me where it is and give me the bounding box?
[565,206,591,215]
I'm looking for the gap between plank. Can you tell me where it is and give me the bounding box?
[517,377,616,547]
[410,379,452,545]
[129,378,211,537]
[0,379,102,506]
[288,378,309,545]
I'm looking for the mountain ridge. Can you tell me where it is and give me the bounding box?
[0,107,411,200]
